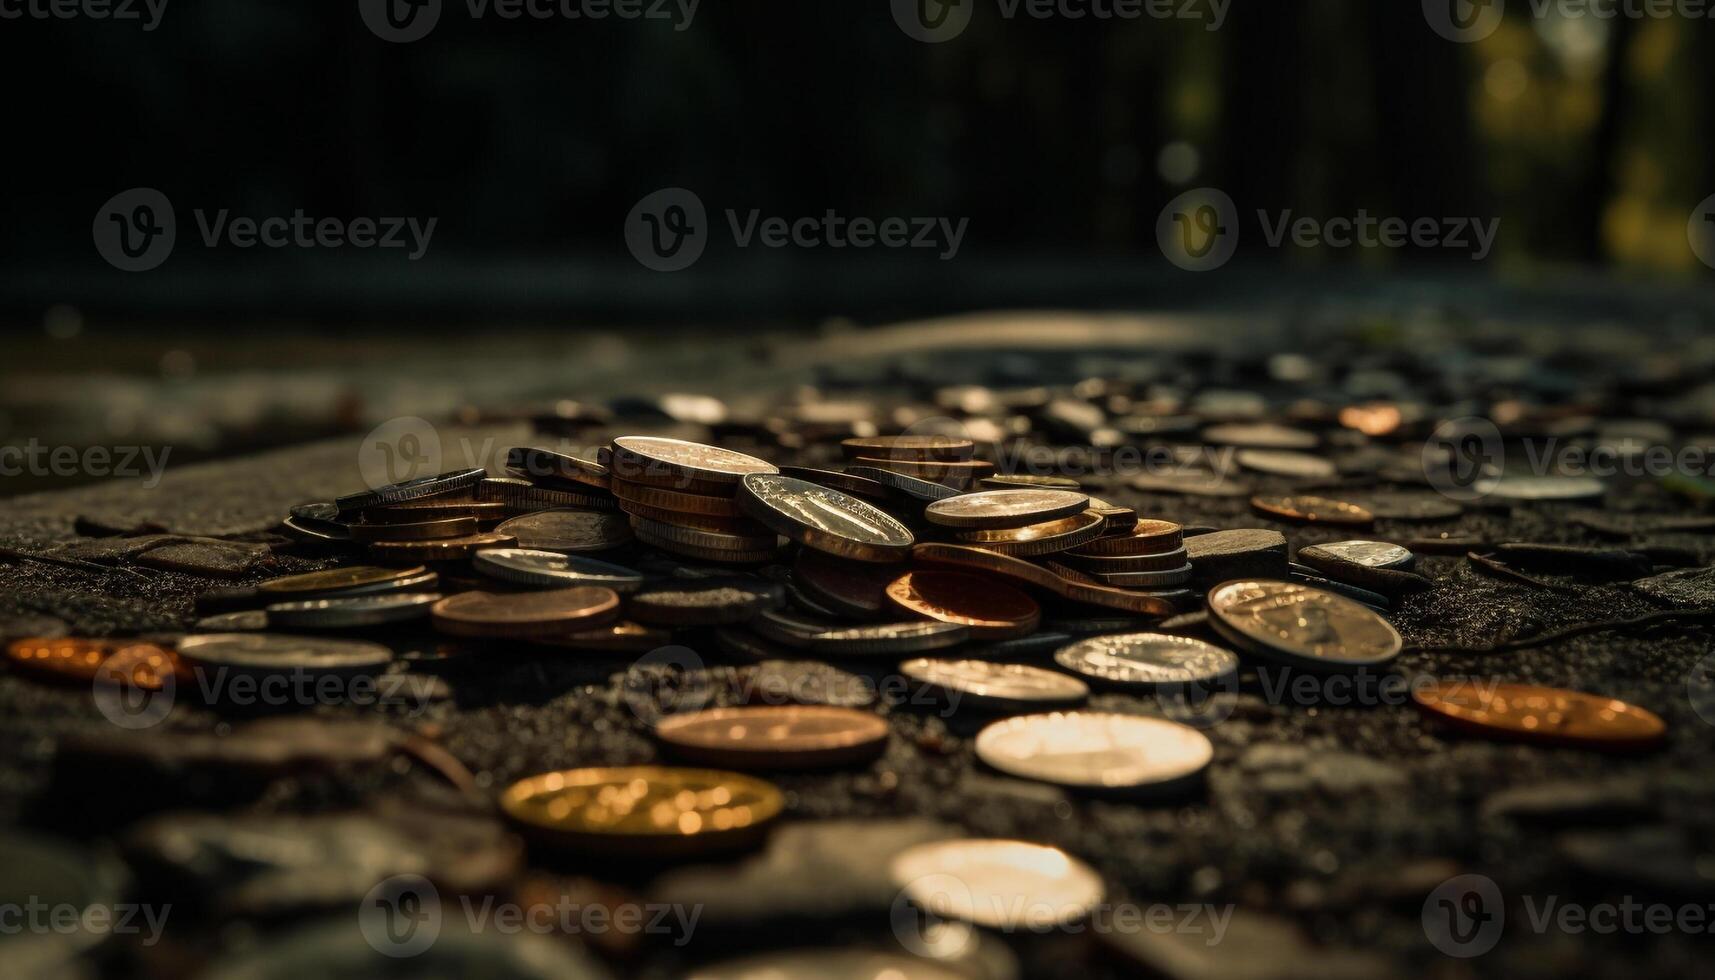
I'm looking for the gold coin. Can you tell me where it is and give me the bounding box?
[609,437,776,492]
[257,565,432,596]
[505,446,612,491]
[1069,519,1183,557]
[885,570,1041,640]
[5,637,179,688]
[980,474,1081,490]
[954,510,1105,557]
[1058,547,1190,574]
[1249,494,1374,526]
[499,765,783,857]
[655,706,889,769]
[369,532,518,561]
[735,474,914,563]
[924,489,1090,530]
[849,457,994,484]
[1413,680,1666,750]
[430,587,620,638]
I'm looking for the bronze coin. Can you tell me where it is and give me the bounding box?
[429,587,620,638]
[610,477,745,516]
[495,509,633,552]
[849,457,995,484]
[885,570,1042,640]
[925,489,1091,530]
[839,435,975,462]
[505,446,612,491]
[609,437,776,492]
[1413,680,1666,751]
[792,548,899,619]
[615,496,771,535]
[348,515,480,542]
[953,510,1106,557]
[1250,494,1375,526]
[361,500,510,524]
[370,532,519,561]
[257,565,433,597]
[1068,519,1184,557]
[911,543,1067,595]
[655,705,889,769]
[6,637,179,688]
[500,765,783,857]
[1059,547,1191,574]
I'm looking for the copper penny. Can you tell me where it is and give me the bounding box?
[885,570,1042,639]
[6,637,180,688]
[1250,494,1374,527]
[654,705,889,769]
[1413,680,1666,750]
[430,587,620,638]
[953,510,1106,557]
[348,515,479,542]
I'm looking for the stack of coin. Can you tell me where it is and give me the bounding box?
[606,436,784,563]
[501,446,623,512]
[302,469,521,560]
[1052,517,1191,587]
[838,435,990,490]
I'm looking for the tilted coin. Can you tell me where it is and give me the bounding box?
[839,434,975,461]
[974,711,1213,794]
[1069,519,1183,557]
[1207,579,1402,671]
[1053,633,1239,688]
[1251,494,1375,526]
[429,587,621,638]
[924,488,1090,530]
[616,496,768,534]
[532,621,672,652]
[899,658,1089,712]
[885,570,1041,640]
[1075,563,1193,588]
[792,547,899,619]
[777,466,893,502]
[499,765,783,857]
[289,501,340,522]
[360,499,509,524]
[910,542,1067,594]
[1202,422,1318,450]
[845,466,963,502]
[1234,450,1337,480]
[477,476,617,512]
[473,549,644,592]
[736,474,914,562]
[610,478,745,517]
[629,515,779,554]
[495,508,632,552]
[632,525,780,564]
[1298,540,1415,572]
[265,593,442,629]
[1487,475,1606,502]
[504,446,612,490]
[258,565,434,598]
[655,705,889,769]
[334,467,487,513]
[980,473,1082,490]
[347,515,479,542]
[953,510,1105,557]
[1085,496,1139,534]
[1413,680,1665,750]
[176,633,394,676]
[627,579,784,626]
[370,532,519,561]
[891,838,1104,931]
[1060,546,1190,573]
[849,457,994,485]
[609,436,777,491]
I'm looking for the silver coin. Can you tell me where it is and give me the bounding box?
[1207,579,1402,671]
[195,609,270,632]
[736,474,914,562]
[1298,540,1415,571]
[891,838,1104,931]
[899,658,1088,711]
[924,489,1090,530]
[474,548,644,592]
[974,711,1213,793]
[754,613,969,656]
[494,508,631,553]
[265,593,441,629]
[177,633,394,675]
[1487,474,1606,502]
[334,467,486,512]
[1053,633,1239,688]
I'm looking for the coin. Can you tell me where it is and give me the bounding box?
[627,579,784,626]
[1085,496,1139,534]
[924,489,1090,529]
[899,658,1088,712]
[632,524,780,564]
[361,500,509,524]
[609,437,777,491]
[1413,680,1665,750]
[1207,580,1402,671]
[5,637,179,688]
[495,509,632,552]
[281,514,352,543]
[789,617,970,656]
[1234,450,1337,480]
[429,587,620,638]
[265,593,442,629]
[1251,494,1375,526]
[845,466,963,502]
[891,838,1104,930]
[504,446,612,491]
[629,515,780,554]
[1298,540,1415,572]
[1059,547,1190,574]
[334,467,486,512]
[736,474,914,562]
[1072,563,1193,588]
[499,765,783,857]
[477,477,617,512]
[974,711,1213,794]
[691,950,975,980]
[885,571,1041,640]
[176,633,394,676]
[95,643,186,691]
[615,496,768,534]
[370,531,518,561]
[1184,529,1289,580]
[792,548,899,619]
[1487,475,1606,501]
[472,549,644,592]
[909,543,1177,617]
[839,435,975,461]
[256,565,437,599]
[981,473,1082,490]
[655,705,889,769]
[195,610,270,632]
[531,621,671,652]
[610,478,745,517]
[953,510,1105,557]
[1053,633,1239,688]
[348,515,479,542]
[1069,519,1183,557]
[1202,423,1318,450]
[849,457,994,485]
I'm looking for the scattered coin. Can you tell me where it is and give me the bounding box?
[257,565,436,599]
[499,765,783,857]
[839,435,975,461]
[655,705,889,769]
[953,510,1105,557]
[472,548,644,592]
[495,508,632,552]
[899,658,1089,712]
[974,711,1213,794]
[265,593,441,629]
[1067,519,1183,557]
[792,547,899,619]
[924,488,1090,529]
[370,531,519,561]
[1487,475,1606,502]
[1207,580,1402,671]
[891,838,1104,930]
[505,446,612,491]
[335,467,487,513]
[1203,422,1318,450]
[627,579,784,626]
[885,570,1042,639]
[348,515,479,542]
[981,473,1082,490]
[1053,633,1239,688]
[609,437,777,492]
[736,474,914,562]
[1413,680,1665,750]
[1298,540,1416,573]
[845,466,963,502]
[1234,449,1337,480]
[429,587,620,638]
[176,633,394,676]
[1251,494,1375,526]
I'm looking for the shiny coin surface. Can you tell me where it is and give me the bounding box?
[609,437,777,491]
[1053,633,1239,688]
[655,705,889,769]
[1251,494,1375,526]
[1298,540,1415,572]
[176,633,393,675]
[924,489,1090,530]
[627,579,784,626]
[885,570,1041,640]
[974,711,1213,794]
[1234,450,1337,480]
[980,473,1082,490]
[504,446,612,490]
[1207,579,1402,670]
[839,435,975,461]
[802,619,970,656]
[334,467,486,512]
[610,478,745,516]
[900,658,1088,712]
[845,466,963,502]
[1061,547,1190,574]
[953,510,1105,557]
[265,593,441,629]
[348,515,479,542]
[429,587,620,638]
[1069,519,1184,557]
[891,839,1103,929]
[473,549,644,592]
[499,765,783,857]
[1487,474,1606,501]
[1413,680,1665,750]
[850,457,994,485]
[1078,563,1194,588]
[736,474,914,562]
[370,532,518,561]
[6,637,174,686]
[494,508,632,552]
[1202,422,1318,450]
[257,565,434,598]
[777,466,893,501]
